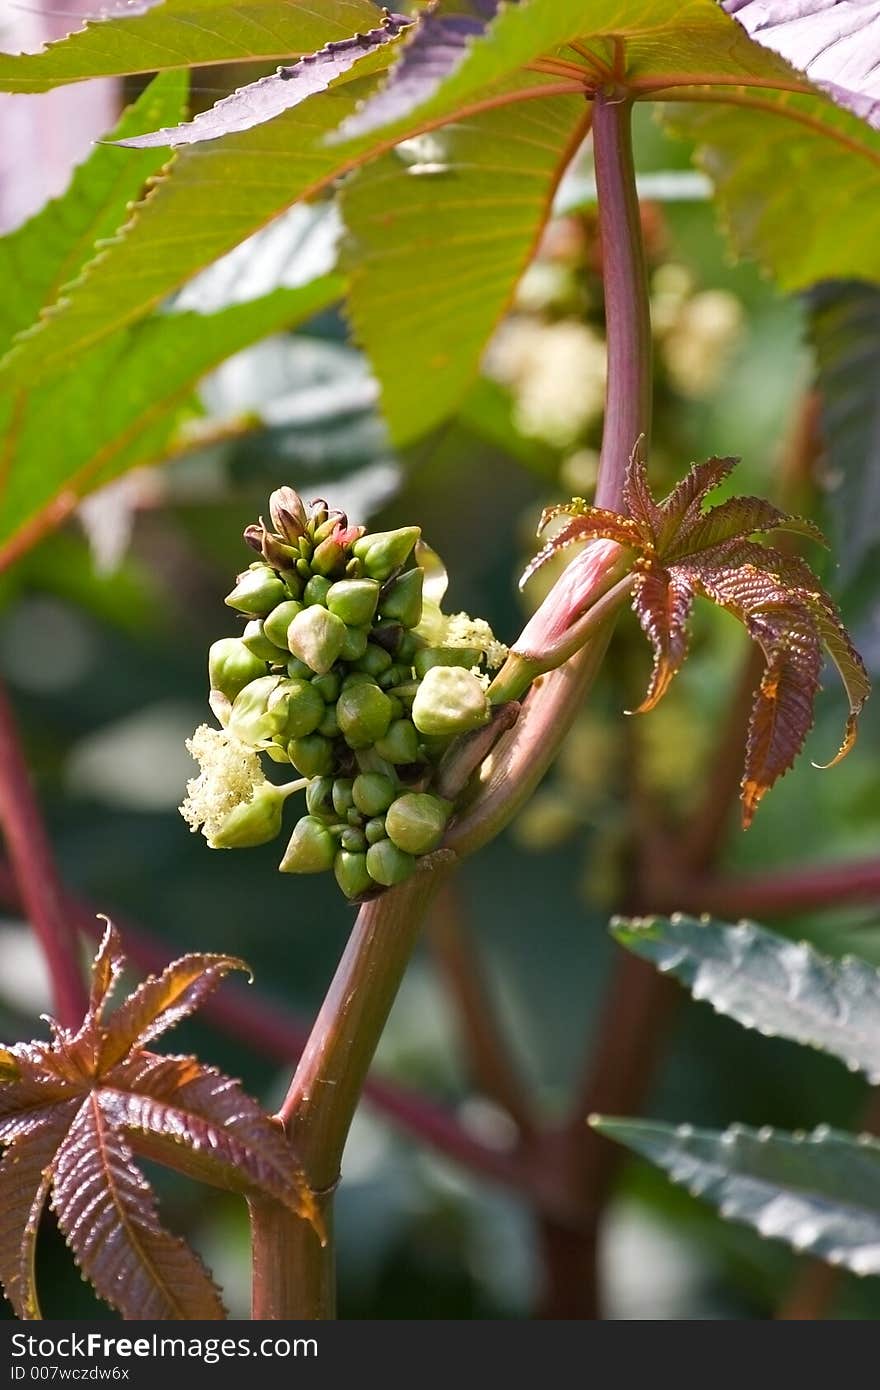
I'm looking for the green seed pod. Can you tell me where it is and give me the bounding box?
[268,678,325,739]
[296,556,311,580]
[374,718,421,765]
[340,826,368,853]
[366,839,416,888]
[311,536,346,577]
[287,606,347,676]
[311,671,341,704]
[353,527,421,582]
[227,675,282,745]
[317,706,340,739]
[371,619,404,654]
[397,631,425,663]
[263,599,303,650]
[332,779,355,815]
[288,733,334,778]
[378,664,407,690]
[337,684,394,750]
[287,656,312,680]
[208,638,267,702]
[305,777,335,823]
[413,646,481,680]
[334,849,373,899]
[241,620,288,663]
[326,579,380,628]
[386,681,419,708]
[280,816,336,874]
[341,671,377,691]
[346,806,362,827]
[339,624,370,662]
[379,568,424,629]
[385,792,451,856]
[354,642,393,678]
[411,666,490,737]
[303,575,332,607]
[224,565,287,615]
[384,696,404,723]
[365,816,387,845]
[352,772,397,817]
[210,785,286,849]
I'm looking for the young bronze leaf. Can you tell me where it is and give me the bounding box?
[671,496,826,562]
[104,1054,317,1225]
[99,952,250,1069]
[0,925,318,1319]
[51,1097,226,1321]
[630,567,694,714]
[520,506,641,589]
[529,449,869,824]
[802,595,871,768]
[117,12,410,149]
[622,442,663,536]
[88,919,126,1021]
[655,455,739,548]
[0,1121,72,1320]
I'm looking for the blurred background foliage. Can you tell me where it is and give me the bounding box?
[0,90,879,1321]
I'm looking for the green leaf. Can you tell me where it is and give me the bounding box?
[342,81,589,443]
[809,282,880,593]
[0,72,188,354]
[612,914,880,1082]
[593,1119,880,1276]
[663,94,880,289]
[0,0,383,92]
[0,274,343,568]
[329,0,799,145]
[0,69,392,392]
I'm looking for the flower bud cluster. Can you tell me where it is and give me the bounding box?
[184,489,506,900]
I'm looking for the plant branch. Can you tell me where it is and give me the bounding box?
[0,865,543,1202]
[428,880,537,1140]
[0,682,86,1028]
[659,857,880,922]
[252,858,455,1318]
[592,89,652,510]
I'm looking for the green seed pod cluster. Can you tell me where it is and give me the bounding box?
[203,487,500,900]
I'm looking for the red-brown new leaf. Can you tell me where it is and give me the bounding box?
[524,450,869,823]
[0,926,318,1320]
[51,1097,225,1320]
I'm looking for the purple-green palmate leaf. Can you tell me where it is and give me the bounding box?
[335,3,495,141]
[0,922,319,1320]
[723,0,880,129]
[523,449,869,825]
[118,10,410,148]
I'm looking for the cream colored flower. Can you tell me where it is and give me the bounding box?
[415,604,508,670]
[180,724,269,842]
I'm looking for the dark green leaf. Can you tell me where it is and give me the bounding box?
[593,1119,880,1277]
[612,914,880,1081]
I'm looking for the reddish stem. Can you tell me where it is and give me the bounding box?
[8,868,540,1202]
[428,880,537,1140]
[0,682,86,1028]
